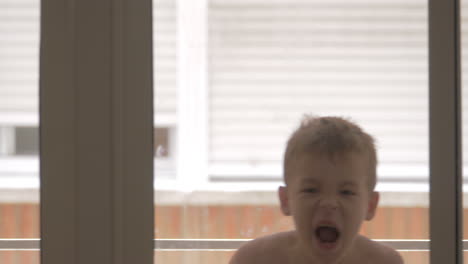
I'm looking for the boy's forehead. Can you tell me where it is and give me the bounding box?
[294,150,368,167]
[286,151,370,183]
[296,176,360,186]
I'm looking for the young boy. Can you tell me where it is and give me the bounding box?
[230,115,403,264]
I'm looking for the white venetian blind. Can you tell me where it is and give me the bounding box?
[0,0,39,124]
[0,0,178,125]
[208,0,430,180]
[154,0,177,124]
[153,0,177,179]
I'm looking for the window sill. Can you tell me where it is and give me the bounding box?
[0,238,435,251]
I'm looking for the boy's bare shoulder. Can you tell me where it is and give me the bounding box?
[356,236,404,264]
[229,231,295,264]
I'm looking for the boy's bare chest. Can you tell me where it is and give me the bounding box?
[272,250,377,264]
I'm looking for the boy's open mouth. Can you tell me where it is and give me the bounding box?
[315,226,340,249]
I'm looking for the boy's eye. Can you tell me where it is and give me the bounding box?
[340,190,356,196]
[303,188,318,193]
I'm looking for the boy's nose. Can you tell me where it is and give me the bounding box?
[318,197,339,210]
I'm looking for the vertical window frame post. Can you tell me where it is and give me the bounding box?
[40,0,154,263]
[176,0,209,186]
[429,0,463,263]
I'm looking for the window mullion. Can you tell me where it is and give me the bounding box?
[429,0,463,263]
[40,0,153,263]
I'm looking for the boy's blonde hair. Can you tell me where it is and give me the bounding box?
[283,115,377,191]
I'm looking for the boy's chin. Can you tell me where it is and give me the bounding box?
[317,240,340,251]
[309,235,348,262]
[314,237,341,253]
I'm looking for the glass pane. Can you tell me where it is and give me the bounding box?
[0,0,40,259]
[154,0,429,263]
[209,0,429,242]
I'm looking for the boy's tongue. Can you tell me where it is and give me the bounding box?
[317,227,339,243]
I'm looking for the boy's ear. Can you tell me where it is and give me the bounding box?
[278,186,291,216]
[365,191,379,221]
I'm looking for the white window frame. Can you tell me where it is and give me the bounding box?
[175,0,210,186]
[180,1,434,190]
[0,126,15,155]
